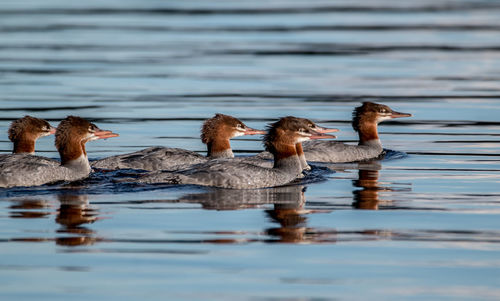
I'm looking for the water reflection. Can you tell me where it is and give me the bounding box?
[265,187,336,244]
[352,160,413,210]
[352,161,384,210]
[9,198,52,219]
[6,192,102,246]
[178,185,339,243]
[178,185,307,211]
[55,193,101,246]
[264,185,308,243]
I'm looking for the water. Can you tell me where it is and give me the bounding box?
[1,0,500,300]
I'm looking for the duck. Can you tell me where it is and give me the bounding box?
[132,116,335,189]
[302,102,411,162]
[91,113,265,171]
[249,117,339,170]
[6,115,56,154]
[0,116,118,188]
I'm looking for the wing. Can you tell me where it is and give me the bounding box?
[0,154,65,188]
[137,159,296,189]
[91,146,207,171]
[302,140,383,163]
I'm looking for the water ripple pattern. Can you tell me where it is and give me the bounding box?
[0,1,499,300]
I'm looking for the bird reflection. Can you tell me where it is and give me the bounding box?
[178,185,306,210]
[176,185,335,243]
[265,187,309,243]
[323,160,387,210]
[352,161,384,210]
[55,193,101,246]
[8,198,52,219]
[264,186,336,243]
[6,193,102,246]
[351,160,412,210]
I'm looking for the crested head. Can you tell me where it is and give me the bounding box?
[264,117,320,154]
[55,116,118,165]
[352,102,411,144]
[55,116,96,150]
[352,102,411,132]
[201,113,265,158]
[8,116,55,154]
[200,113,250,143]
[352,102,387,131]
[294,117,339,134]
[8,115,54,142]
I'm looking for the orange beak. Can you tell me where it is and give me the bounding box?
[243,127,267,135]
[49,126,57,135]
[390,111,412,118]
[309,131,336,140]
[94,128,119,140]
[313,125,339,133]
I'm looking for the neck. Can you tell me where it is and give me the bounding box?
[207,138,234,158]
[295,143,310,170]
[272,143,302,174]
[59,138,89,171]
[12,138,35,154]
[62,154,91,174]
[357,122,381,146]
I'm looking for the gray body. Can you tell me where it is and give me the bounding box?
[253,140,383,164]
[91,146,208,171]
[92,146,274,171]
[302,139,383,163]
[0,154,91,188]
[135,156,302,189]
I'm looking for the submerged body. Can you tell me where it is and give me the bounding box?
[92,114,265,171]
[0,116,118,188]
[134,117,335,189]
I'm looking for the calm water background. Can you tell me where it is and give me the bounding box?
[1,0,500,300]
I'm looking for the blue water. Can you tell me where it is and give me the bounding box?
[1,0,500,300]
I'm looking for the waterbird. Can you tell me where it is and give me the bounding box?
[0,116,118,188]
[302,102,412,162]
[91,113,265,171]
[7,115,56,154]
[132,116,335,189]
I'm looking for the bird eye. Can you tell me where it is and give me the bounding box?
[237,124,244,130]
[88,126,95,132]
[381,109,387,113]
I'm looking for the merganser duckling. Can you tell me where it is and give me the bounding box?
[7,116,56,154]
[91,113,265,171]
[302,102,412,162]
[0,116,118,188]
[133,117,335,189]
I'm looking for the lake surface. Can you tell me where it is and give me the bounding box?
[1,0,500,300]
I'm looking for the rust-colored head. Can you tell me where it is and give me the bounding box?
[352,102,412,132]
[201,113,266,157]
[8,116,56,153]
[55,116,118,164]
[298,118,339,134]
[264,117,334,156]
[201,113,265,143]
[352,102,411,143]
